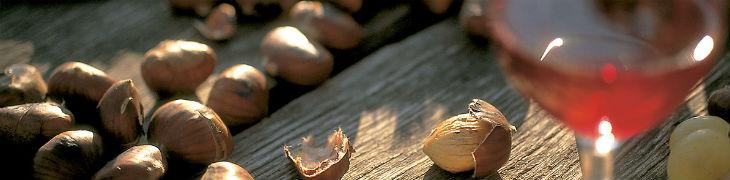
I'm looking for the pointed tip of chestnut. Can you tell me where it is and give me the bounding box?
[261,26,333,86]
[93,145,167,180]
[97,79,144,149]
[200,161,254,180]
[142,40,217,97]
[33,130,105,180]
[0,64,47,107]
[196,3,237,41]
[147,100,233,165]
[290,1,362,49]
[206,64,268,132]
[284,128,354,179]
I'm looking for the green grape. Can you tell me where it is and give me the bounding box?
[668,129,730,180]
[669,116,730,148]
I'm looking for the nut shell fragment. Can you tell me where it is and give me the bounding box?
[142,40,216,97]
[0,64,47,107]
[200,161,254,180]
[206,64,268,133]
[284,128,354,180]
[33,130,105,180]
[147,100,233,165]
[93,145,166,180]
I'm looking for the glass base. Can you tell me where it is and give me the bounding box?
[576,136,623,180]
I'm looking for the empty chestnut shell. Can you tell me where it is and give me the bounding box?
[0,103,74,176]
[0,64,47,107]
[708,86,730,123]
[200,161,254,180]
[261,26,333,86]
[93,145,167,180]
[284,128,354,180]
[459,0,489,38]
[147,100,233,165]
[168,0,215,16]
[142,40,217,98]
[47,61,115,125]
[195,3,237,41]
[206,64,268,133]
[290,1,362,50]
[97,79,144,151]
[34,130,105,180]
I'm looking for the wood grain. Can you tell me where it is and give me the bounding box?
[228,18,730,179]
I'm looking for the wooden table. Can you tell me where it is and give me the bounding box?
[2,1,729,179]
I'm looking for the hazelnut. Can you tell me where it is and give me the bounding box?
[261,26,333,86]
[0,64,47,107]
[290,1,363,49]
[326,0,362,13]
[459,0,489,38]
[34,130,105,180]
[147,100,233,165]
[423,0,454,14]
[206,64,268,133]
[284,128,354,180]
[141,40,216,97]
[97,79,144,151]
[195,4,237,41]
[422,99,515,177]
[93,145,167,180]
[708,86,730,123]
[0,103,74,175]
[200,161,254,180]
[47,61,115,125]
[168,0,215,16]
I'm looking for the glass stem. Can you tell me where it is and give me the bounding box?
[576,136,620,180]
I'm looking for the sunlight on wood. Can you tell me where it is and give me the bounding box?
[355,106,398,147]
[685,83,708,116]
[0,40,33,68]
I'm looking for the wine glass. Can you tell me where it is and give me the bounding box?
[486,0,727,179]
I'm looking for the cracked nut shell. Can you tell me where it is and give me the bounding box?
[33,130,105,180]
[284,128,354,180]
[97,79,144,151]
[708,86,730,123]
[206,64,268,133]
[0,64,47,107]
[290,1,363,49]
[200,161,254,180]
[261,26,333,86]
[147,100,233,165]
[422,99,515,177]
[93,145,167,180]
[142,40,216,97]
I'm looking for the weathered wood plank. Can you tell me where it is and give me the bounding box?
[229,18,730,179]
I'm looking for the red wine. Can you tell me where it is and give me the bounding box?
[489,0,726,139]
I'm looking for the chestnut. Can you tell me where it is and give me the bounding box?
[261,26,333,86]
[206,64,268,133]
[147,100,233,165]
[141,40,216,98]
[290,1,363,49]
[422,99,515,177]
[168,0,215,16]
[47,61,115,125]
[93,145,167,180]
[34,130,105,180]
[195,3,237,41]
[200,161,254,180]
[0,64,47,107]
[284,128,354,180]
[0,103,74,176]
[423,0,454,14]
[708,86,730,123]
[97,79,144,152]
[459,0,489,38]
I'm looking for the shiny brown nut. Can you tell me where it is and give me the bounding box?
[261,26,333,86]
[423,0,454,14]
[168,0,215,16]
[195,4,237,41]
[0,64,47,107]
[290,1,363,49]
[708,86,730,123]
[422,99,515,177]
[459,0,489,38]
[93,145,167,180]
[200,161,254,180]
[141,40,216,97]
[0,103,74,175]
[33,130,105,180]
[206,64,268,133]
[97,79,144,151]
[326,0,361,13]
[147,100,233,165]
[284,128,354,180]
[47,61,115,124]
